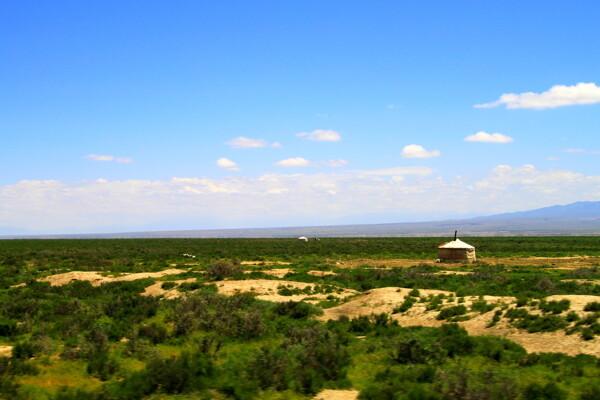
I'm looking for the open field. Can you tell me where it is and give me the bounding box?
[1,237,600,399]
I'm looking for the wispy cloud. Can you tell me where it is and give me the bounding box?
[271,142,282,148]
[296,129,341,142]
[475,82,600,109]
[216,158,241,171]
[224,136,269,149]
[401,144,440,158]
[356,166,434,176]
[464,131,514,143]
[5,165,600,232]
[563,148,600,155]
[84,154,133,163]
[274,157,312,167]
[321,159,349,167]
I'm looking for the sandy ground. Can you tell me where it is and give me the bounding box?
[40,269,188,286]
[0,346,12,357]
[141,278,198,299]
[313,389,359,400]
[247,268,290,278]
[308,270,337,277]
[333,256,600,269]
[214,279,357,303]
[320,287,600,357]
[241,261,292,266]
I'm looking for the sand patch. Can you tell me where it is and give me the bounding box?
[40,269,188,287]
[308,270,337,277]
[141,278,198,299]
[246,268,290,278]
[241,261,292,266]
[0,346,12,358]
[320,287,600,357]
[434,270,471,275]
[313,389,359,400]
[215,279,357,303]
[330,256,600,269]
[562,279,600,285]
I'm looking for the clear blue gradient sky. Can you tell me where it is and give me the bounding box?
[2,1,600,233]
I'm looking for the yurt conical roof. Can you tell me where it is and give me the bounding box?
[438,238,474,249]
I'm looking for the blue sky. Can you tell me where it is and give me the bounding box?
[2,1,600,234]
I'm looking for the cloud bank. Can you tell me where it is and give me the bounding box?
[475,82,600,109]
[3,165,600,232]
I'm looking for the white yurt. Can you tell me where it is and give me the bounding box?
[437,232,476,263]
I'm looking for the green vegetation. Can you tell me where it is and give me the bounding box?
[0,237,599,399]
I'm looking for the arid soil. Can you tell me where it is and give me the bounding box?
[241,261,292,266]
[320,287,600,357]
[40,269,188,286]
[0,346,12,357]
[214,279,357,303]
[333,256,600,269]
[313,389,359,400]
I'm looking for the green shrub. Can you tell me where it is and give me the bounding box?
[393,296,416,313]
[538,299,570,314]
[583,301,600,312]
[161,281,177,290]
[437,305,468,320]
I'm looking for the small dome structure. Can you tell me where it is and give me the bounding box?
[298,236,308,241]
[437,232,476,263]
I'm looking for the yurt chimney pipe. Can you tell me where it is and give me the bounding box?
[454,231,457,240]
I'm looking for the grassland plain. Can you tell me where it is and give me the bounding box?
[0,237,600,399]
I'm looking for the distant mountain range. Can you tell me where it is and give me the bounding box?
[3,201,600,239]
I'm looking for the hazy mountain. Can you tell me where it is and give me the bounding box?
[2,201,600,239]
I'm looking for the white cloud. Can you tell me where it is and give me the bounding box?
[296,129,341,142]
[547,156,560,161]
[475,82,600,109]
[356,167,434,176]
[3,165,600,232]
[224,136,268,149]
[322,159,349,167]
[464,131,514,143]
[85,154,133,163]
[563,148,600,155]
[271,142,282,148]
[274,157,312,167]
[401,144,440,158]
[216,158,241,171]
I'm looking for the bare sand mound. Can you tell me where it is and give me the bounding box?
[141,278,198,299]
[320,288,600,357]
[241,261,292,266]
[215,279,357,303]
[246,268,290,278]
[331,256,600,269]
[0,346,12,358]
[308,270,337,277]
[313,389,359,400]
[40,269,187,287]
